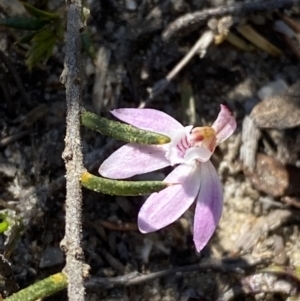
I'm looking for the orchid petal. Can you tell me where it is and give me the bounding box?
[184,146,213,163]
[166,125,193,165]
[138,163,201,232]
[99,143,170,179]
[193,161,223,252]
[111,108,183,136]
[211,105,237,144]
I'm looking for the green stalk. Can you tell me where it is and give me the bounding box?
[81,171,171,196]
[81,110,171,145]
[5,273,67,301]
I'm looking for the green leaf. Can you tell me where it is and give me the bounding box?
[18,32,37,44]
[25,23,62,69]
[0,208,24,258]
[81,171,171,196]
[0,17,48,30]
[22,2,60,21]
[0,213,9,233]
[81,110,171,145]
[81,31,96,61]
[0,220,9,233]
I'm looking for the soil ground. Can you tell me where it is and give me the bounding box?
[0,0,300,300]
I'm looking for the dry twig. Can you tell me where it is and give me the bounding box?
[240,116,260,171]
[163,0,300,41]
[85,258,265,290]
[0,130,31,148]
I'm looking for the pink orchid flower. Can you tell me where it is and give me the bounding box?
[99,105,236,252]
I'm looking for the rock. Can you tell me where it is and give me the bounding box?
[244,153,300,197]
[274,20,295,38]
[125,0,137,11]
[251,81,300,129]
[0,0,26,16]
[257,79,288,100]
[39,247,64,268]
[0,161,17,177]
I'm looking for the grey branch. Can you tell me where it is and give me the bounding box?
[60,1,86,300]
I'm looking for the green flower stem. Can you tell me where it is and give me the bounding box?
[5,272,67,301]
[81,171,171,196]
[81,110,171,145]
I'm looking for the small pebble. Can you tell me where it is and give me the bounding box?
[39,247,64,268]
[125,0,137,11]
[257,79,288,100]
[244,153,300,197]
[251,81,300,129]
[274,20,295,38]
